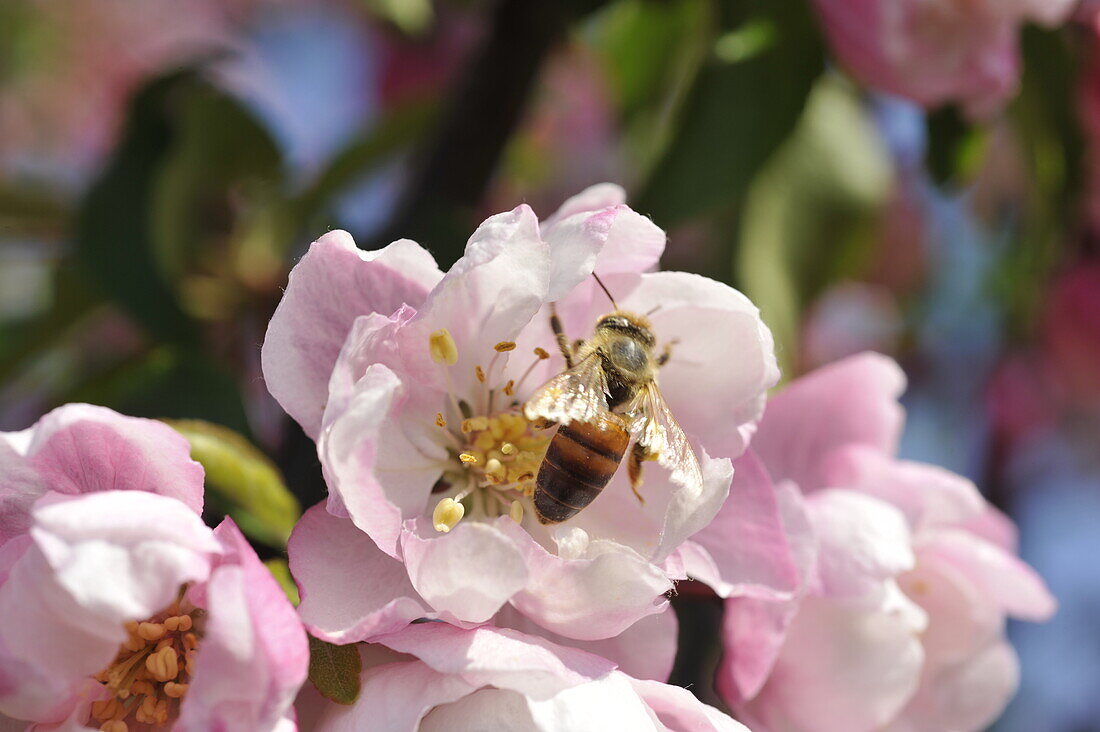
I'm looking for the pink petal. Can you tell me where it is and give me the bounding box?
[742,592,925,732]
[262,232,442,438]
[541,183,626,230]
[376,623,616,700]
[493,518,672,641]
[493,604,678,682]
[683,451,799,599]
[289,504,429,643]
[180,520,308,732]
[22,404,204,514]
[400,521,529,625]
[753,352,906,492]
[718,595,800,706]
[807,489,914,600]
[0,432,44,547]
[894,640,1020,732]
[919,529,1057,621]
[306,659,477,732]
[420,687,537,731]
[629,678,750,731]
[824,445,985,532]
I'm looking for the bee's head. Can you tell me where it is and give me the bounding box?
[596,311,656,348]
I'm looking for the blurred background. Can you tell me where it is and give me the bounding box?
[1,1,1098,729]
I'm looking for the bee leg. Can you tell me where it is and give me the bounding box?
[656,339,680,368]
[549,303,574,368]
[627,442,648,504]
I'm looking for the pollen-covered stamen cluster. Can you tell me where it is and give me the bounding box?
[91,592,202,731]
[428,329,552,532]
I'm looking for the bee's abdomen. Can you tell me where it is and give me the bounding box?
[534,420,629,524]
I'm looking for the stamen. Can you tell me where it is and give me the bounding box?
[435,413,447,427]
[533,347,550,359]
[494,341,517,352]
[459,452,478,465]
[509,500,524,523]
[429,329,458,365]
[484,458,506,484]
[433,498,465,533]
[501,442,516,455]
[475,365,486,383]
[503,380,515,396]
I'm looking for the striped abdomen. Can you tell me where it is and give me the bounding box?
[534,419,629,524]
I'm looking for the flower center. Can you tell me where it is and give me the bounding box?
[91,593,202,731]
[428,330,552,531]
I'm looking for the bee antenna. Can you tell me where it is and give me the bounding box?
[592,272,618,309]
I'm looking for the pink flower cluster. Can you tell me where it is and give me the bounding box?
[0,185,1053,730]
[811,0,1076,116]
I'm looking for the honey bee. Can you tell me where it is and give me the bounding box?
[523,278,702,524]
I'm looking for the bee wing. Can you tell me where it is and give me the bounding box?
[630,382,703,491]
[523,353,612,426]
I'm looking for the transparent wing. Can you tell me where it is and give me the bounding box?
[629,382,703,490]
[523,353,611,426]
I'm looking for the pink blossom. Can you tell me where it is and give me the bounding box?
[0,405,307,731]
[811,0,1075,116]
[295,622,747,731]
[718,353,1056,732]
[265,184,793,643]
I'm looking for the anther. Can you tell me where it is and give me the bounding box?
[534,347,550,359]
[475,365,486,383]
[429,329,459,365]
[501,442,517,455]
[509,500,524,523]
[165,681,188,698]
[101,721,128,732]
[137,622,165,641]
[503,379,515,396]
[494,341,517,352]
[459,452,478,465]
[435,412,447,427]
[433,498,465,533]
[484,458,505,483]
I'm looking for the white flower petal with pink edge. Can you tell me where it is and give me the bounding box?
[0,491,219,721]
[288,504,430,644]
[742,589,926,732]
[179,519,309,732]
[806,489,915,601]
[752,352,905,492]
[262,232,443,438]
[917,528,1057,622]
[681,451,800,600]
[1,404,205,533]
[302,623,747,732]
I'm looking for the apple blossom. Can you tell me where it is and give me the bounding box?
[811,0,1076,117]
[295,622,747,732]
[265,184,795,643]
[0,404,308,731]
[717,353,1056,732]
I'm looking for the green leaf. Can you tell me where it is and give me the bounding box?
[308,636,362,705]
[634,0,825,226]
[264,559,300,606]
[737,76,893,376]
[75,69,203,345]
[164,419,300,547]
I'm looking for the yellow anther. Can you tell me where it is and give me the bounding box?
[484,458,506,483]
[176,614,193,632]
[146,646,179,683]
[494,341,517,352]
[435,412,447,427]
[503,380,515,396]
[501,442,517,455]
[165,681,188,698]
[101,720,128,732]
[429,329,459,365]
[137,622,165,641]
[433,498,465,533]
[509,500,524,523]
[534,347,550,359]
[475,365,486,383]
[459,452,478,465]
